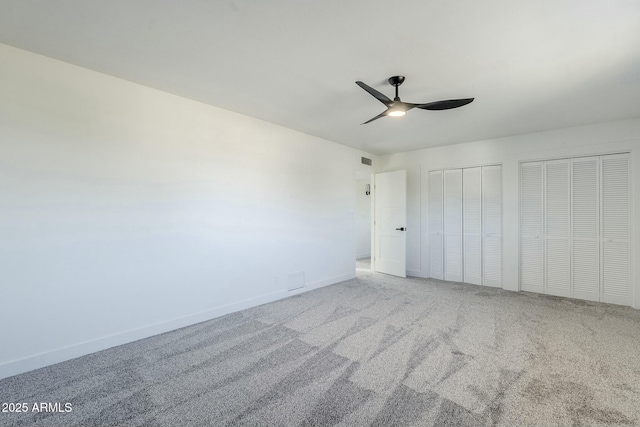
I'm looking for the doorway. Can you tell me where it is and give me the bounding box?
[355,172,373,272]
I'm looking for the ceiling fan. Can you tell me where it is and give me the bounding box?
[355,76,474,124]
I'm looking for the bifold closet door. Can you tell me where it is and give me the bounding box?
[429,170,444,280]
[572,157,599,301]
[482,165,502,287]
[463,167,482,285]
[444,169,463,282]
[545,159,571,297]
[521,154,630,306]
[520,162,544,293]
[601,153,630,305]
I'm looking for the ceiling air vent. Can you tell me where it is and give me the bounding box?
[361,157,372,166]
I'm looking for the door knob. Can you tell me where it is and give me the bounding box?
[395,227,406,231]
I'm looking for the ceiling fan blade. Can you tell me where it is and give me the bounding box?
[356,81,392,106]
[414,98,474,110]
[361,111,387,125]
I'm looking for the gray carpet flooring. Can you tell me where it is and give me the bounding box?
[355,258,371,271]
[2,270,640,426]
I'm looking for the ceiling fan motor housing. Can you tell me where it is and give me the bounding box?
[388,75,405,87]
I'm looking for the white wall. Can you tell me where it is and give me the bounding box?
[379,118,640,309]
[0,44,377,379]
[355,179,372,259]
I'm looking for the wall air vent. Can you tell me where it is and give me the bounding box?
[361,157,372,166]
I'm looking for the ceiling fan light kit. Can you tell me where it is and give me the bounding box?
[355,75,474,124]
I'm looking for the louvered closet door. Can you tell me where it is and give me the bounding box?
[429,171,444,280]
[545,159,571,297]
[571,157,600,302]
[463,167,482,285]
[444,169,463,282]
[601,153,630,305]
[482,165,502,287]
[521,162,544,293]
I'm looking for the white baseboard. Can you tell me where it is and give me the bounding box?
[0,272,355,380]
[407,269,428,278]
[355,253,371,260]
[295,272,355,293]
[482,280,503,288]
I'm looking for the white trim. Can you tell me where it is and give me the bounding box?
[0,272,353,380]
[427,162,503,174]
[518,151,631,165]
[407,269,427,278]
[371,174,376,273]
[354,171,374,272]
[630,149,637,310]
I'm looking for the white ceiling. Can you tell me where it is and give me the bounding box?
[1,1,640,155]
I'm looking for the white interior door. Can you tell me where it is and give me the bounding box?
[463,167,482,285]
[482,165,502,287]
[444,169,463,282]
[375,170,407,278]
[429,170,444,280]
